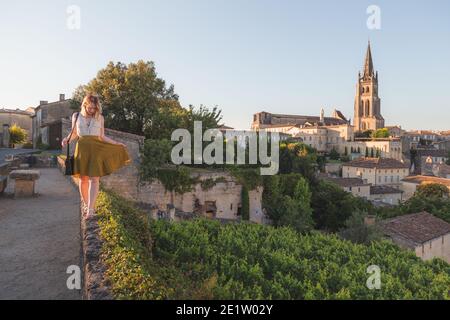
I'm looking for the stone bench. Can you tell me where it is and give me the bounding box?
[9,170,40,197]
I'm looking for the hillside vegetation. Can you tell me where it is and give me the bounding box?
[96,190,450,300]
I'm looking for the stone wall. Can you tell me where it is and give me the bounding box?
[137,171,264,224]
[415,234,450,263]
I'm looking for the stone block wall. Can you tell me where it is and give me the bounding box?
[137,171,264,224]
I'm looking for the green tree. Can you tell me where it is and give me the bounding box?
[72,60,221,139]
[311,180,370,231]
[339,211,383,244]
[416,183,449,198]
[262,174,314,233]
[279,142,318,183]
[9,124,27,147]
[329,148,340,160]
[371,128,390,138]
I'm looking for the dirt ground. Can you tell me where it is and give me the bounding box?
[0,168,81,299]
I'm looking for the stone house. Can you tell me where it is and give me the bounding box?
[369,185,403,205]
[401,175,450,200]
[342,157,410,189]
[379,212,450,263]
[322,177,371,199]
[413,149,449,175]
[432,164,450,179]
[0,108,34,146]
[32,94,73,149]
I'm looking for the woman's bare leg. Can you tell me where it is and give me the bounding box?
[79,175,89,206]
[87,177,100,216]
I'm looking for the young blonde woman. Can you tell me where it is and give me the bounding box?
[62,94,131,218]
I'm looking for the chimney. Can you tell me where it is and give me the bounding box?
[59,94,65,101]
[39,100,48,105]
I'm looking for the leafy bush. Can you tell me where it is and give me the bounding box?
[149,218,450,299]
[96,190,450,300]
[95,190,167,299]
[9,124,27,146]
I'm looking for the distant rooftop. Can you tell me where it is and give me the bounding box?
[402,175,450,187]
[370,185,403,195]
[343,157,409,169]
[380,212,450,246]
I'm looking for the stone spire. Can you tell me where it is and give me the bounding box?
[363,41,374,79]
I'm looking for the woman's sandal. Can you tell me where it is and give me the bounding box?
[81,201,88,216]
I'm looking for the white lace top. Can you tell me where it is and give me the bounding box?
[75,113,102,137]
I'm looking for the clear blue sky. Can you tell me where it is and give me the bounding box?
[1,0,449,130]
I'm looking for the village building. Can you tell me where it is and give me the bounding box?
[0,108,34,146]
[322,177,371,198]
[379,212,450,263]
[432,163,450,179]
[414,149,449,175]
[322,176,403,205]
[369,185,403,205]
[32,94,73,149]
[342,157,409,189]
[386,125,405,138]
[401,175,450,200]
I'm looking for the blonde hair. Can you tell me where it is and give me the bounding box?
[80,93,102,119]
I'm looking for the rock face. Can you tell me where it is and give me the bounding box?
[137,171,265,224]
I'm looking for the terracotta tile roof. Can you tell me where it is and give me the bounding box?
[380,212,450,245]
[370,185,403,195]
[402,175,450,187]
[343,157,409,169]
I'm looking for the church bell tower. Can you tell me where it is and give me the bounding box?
[354,42,385,132]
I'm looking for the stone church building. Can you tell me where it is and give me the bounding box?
[353,42,385,131]
[251,42,385,133]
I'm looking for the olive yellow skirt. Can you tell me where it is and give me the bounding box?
[73,135,131,177]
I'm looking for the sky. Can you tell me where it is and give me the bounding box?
[1,0,449,131]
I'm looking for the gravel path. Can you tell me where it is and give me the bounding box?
[0,168,81,299]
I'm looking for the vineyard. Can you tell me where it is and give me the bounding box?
[96,190,450,300]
